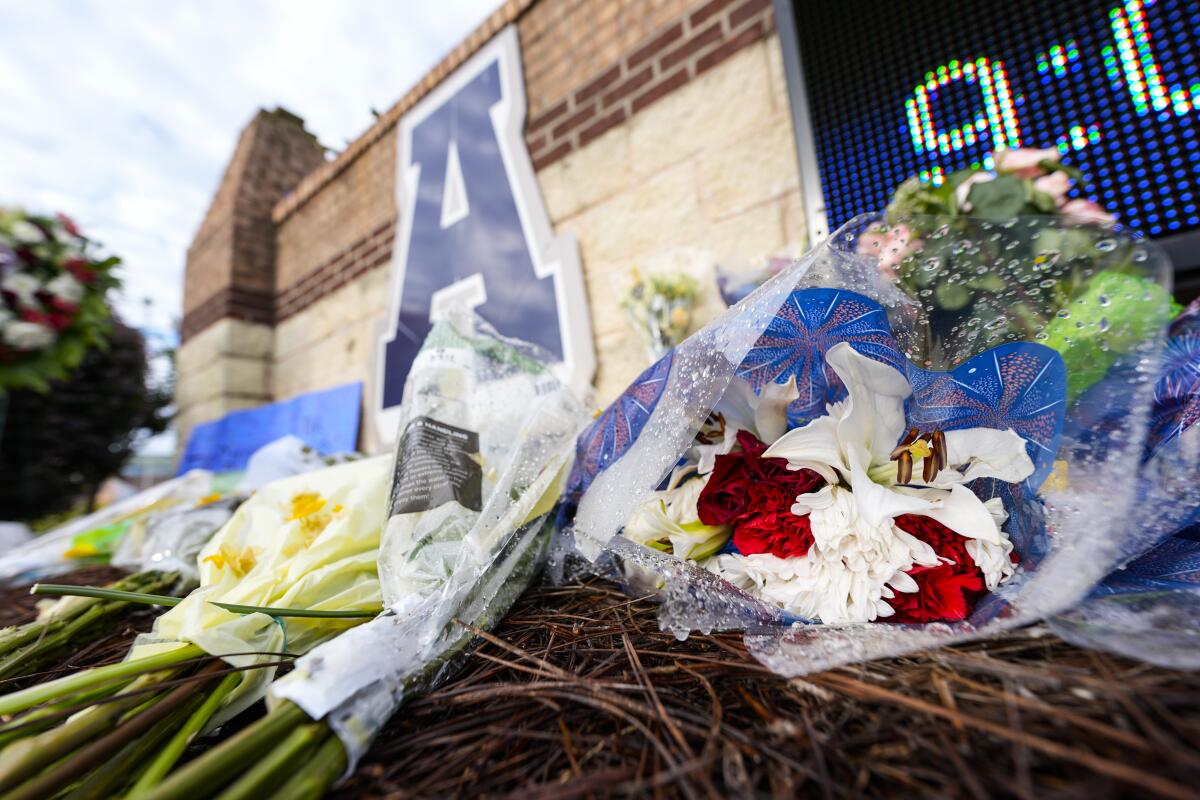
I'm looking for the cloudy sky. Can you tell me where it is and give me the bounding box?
[0,0,498,342]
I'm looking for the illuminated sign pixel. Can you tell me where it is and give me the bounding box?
[794,0,1200,237]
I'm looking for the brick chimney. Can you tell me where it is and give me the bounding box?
[175,108,326,448]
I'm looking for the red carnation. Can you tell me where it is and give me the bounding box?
[19,308,53,326]
[698,430,824,559]
[733,483,815,558]
[64,257,95,284]
[888,514,994,623]
[45,296,78,316]
[56,213,81,237]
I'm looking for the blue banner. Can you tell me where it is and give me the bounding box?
[178,382,362,474]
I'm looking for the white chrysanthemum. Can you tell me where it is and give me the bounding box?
[9,220,43,244]
[1,271,42,307]
[3,320,55,350]
[45,272,84,305]
[708,485,940,622]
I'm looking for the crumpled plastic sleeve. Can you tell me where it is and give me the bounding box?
[270,313,588,770]
[128,455,391,723]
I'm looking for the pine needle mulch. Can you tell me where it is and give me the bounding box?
[336,578,1200,800]
[3,571,1198,798]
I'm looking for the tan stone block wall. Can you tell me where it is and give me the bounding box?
[174,317,274,452]
[177,0,810,458]
[537,37,805,401]
[272,265,393,451]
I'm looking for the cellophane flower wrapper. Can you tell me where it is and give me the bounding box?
[110,436,363,584]
[561,214,1194,675]
[1049,295,1200,667]
[0,470,216,585]
[129,455,391,723]
[270,313,587,770]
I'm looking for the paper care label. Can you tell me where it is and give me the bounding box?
[390,416,483,514]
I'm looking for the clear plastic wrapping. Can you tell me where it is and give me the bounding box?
[561,214,1197,675]
[271,313,587,768]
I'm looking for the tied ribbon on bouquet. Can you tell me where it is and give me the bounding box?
[559,213,1198,675]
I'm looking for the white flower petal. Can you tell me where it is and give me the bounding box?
[763,412,846,476]
[825,342,911,465]
[847,443,933,527]
[888,570,919,594]
[791,484,835,515]
[755,375,799,444]
[943,427,1035,484]
[906,484,1007,545]
[714,376,759,434]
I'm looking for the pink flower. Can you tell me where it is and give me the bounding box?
[856,223,921,281]
[993,147,1060,179]
[1033,170,1072,207]
[1060,199,1116,226]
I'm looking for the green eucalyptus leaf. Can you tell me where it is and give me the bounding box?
[968,174,1026,221]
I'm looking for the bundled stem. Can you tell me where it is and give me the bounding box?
[0,571,179,681]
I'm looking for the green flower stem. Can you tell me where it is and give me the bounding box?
[208,602,382,619]
[0,680,124,750]
[30,584,181,608]
[135,701,309,800]
[214,722,327,800]
[127,670,242,796]
[0,572,177,673]
[0,671,166,792]
[0,603,109,681]
[2,662,224,800]
[64,687,211,800]
[0,643,203,718]
[266,735,347,800]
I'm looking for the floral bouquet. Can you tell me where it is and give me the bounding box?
[856,150,1181,402]
[122,313,588,798]
[716,252,796,307]
[620,266,700,361]
[558,213,1196,675]
[0,208,119,392]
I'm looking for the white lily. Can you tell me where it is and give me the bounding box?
[759,342,1033,608]
[691,375,798,474]
[623,471,731,561]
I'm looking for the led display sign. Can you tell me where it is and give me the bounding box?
[788,0,1200,241]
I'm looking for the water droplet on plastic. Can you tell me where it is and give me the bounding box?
[1098,317,1110,332]
[1096,239,1117,252]
[1056,309,1071,319]
[1098,294,1110,307]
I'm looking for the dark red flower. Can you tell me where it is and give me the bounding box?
[887,514,993,623]
[64,257,94,284]
[18,308,52,325]
[56,213,81,237]
[698,430,824,559]
[734,484,815,558]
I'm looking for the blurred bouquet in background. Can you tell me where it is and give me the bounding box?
[717,254,794,307]
[853,149,1181,400]
[620,266,699,361]
[0,209,119,392]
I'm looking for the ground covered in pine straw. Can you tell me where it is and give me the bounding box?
[3,571,1198,798]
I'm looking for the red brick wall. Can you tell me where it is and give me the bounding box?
[265,0,775,327]
[525,0,773,170]
[180,109,325,340]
